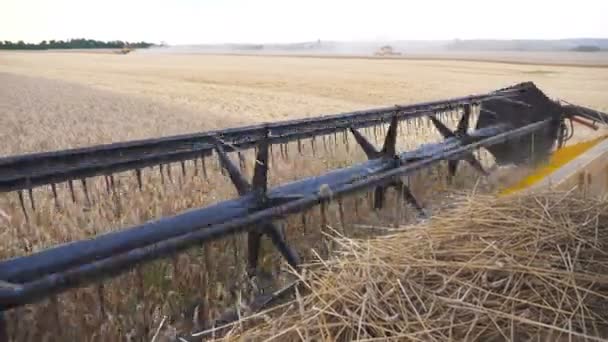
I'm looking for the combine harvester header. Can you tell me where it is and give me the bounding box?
[0,82,606,339]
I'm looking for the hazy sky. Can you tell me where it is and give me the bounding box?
[2,0,607,44]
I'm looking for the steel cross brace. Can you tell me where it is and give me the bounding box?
[214,131,300,275]
[350,115,427,217]
[428,104,488,181]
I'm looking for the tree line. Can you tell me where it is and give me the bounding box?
[0,39,154,50]
[570,45,602,52]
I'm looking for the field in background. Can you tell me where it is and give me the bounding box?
[1,51,607,155]
[153,50,608,68]
[0,52,607,340]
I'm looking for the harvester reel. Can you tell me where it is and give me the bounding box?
[214,133,300,276]
[2,82,608,341]
[428,104,489,180]
[350,116,427,217]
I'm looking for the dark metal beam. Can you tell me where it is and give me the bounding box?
[561,103,608,125]
[0,124,508,284]
[0,83,534,193]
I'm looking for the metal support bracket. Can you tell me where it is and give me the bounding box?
[350,115,426,217]
[214,130,300,275]
[429,104,488,180]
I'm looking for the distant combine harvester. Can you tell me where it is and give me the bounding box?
[375,45,401,56]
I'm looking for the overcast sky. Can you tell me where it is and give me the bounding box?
[1,0,607,44]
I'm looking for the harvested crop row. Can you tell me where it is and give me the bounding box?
[214,190,608,341]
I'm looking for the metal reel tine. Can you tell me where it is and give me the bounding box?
[373,186,386,210]
[51,183,60,208]
[201,155,208,179]
[17,190,29,222]
[193,158,199,177]
[373,124,379,142]
[297,138,303,155]
[109,175,117,195]
[269,142,274,161]
[214,141,251,196]
[166,163,173,183]
[457,104,472,135]
[320,201,328,230]
[238,151,246,171]
[27,188,35,211]
[135,169,143,191]
[68,180,77,203]
[344,129,350,152]
[284,142,290,160]
[104,176,111,194]
[350,127,379,159]
[159,164,165,185]
[448,160,458,183]
[81,178,91,205]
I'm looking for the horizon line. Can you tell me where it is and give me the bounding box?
[3,37,608,45]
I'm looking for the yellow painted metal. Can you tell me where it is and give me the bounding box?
[500,135,608,195]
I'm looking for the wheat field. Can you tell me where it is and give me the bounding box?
[1,51,607,155]
[0,51,607,341]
